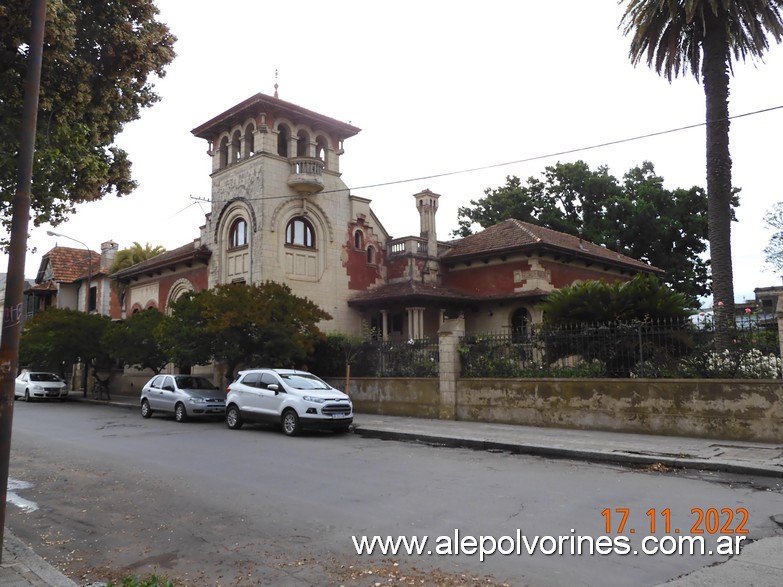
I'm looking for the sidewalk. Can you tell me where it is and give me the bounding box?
[4,393,783,586]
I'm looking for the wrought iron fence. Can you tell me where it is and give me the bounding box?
[352,337,439,378]
[459,315,781,379]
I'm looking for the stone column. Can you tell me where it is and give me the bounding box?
[381,310,389,341]
[438,314,465,420]
[777,294,783,379]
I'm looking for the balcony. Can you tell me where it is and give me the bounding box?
[388,237,427,256]
[287,157,325,194]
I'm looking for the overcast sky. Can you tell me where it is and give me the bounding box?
[4,0,783,305]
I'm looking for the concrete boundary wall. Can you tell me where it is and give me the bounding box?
[331,316,783,443]
[333,377,783,443]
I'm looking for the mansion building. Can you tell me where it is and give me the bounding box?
[109,91,661,340]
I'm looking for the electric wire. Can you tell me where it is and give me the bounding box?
[189,104,783,205]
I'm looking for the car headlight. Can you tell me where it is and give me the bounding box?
[303,396,326,404]
[31,384,44,391]
[188,397,206,404]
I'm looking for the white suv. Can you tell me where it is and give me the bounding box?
[225,369,352,436]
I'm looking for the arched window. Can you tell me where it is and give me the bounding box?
[366,245,375,264]
[277,124,290,157]
[315,135,328,161]
[296,130,309,157]
[243,123,255,157]
[219,137,229,169]
[229,218,248,248]
[285,217,315,248]
[231,130,241,164]
[354,230,363,249]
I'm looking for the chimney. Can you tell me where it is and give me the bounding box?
[100,240,119,271]
[414,189,440,258]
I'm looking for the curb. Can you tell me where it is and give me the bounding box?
[353,427,783,479]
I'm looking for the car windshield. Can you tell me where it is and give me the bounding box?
[174,376,216,390]
[280,373,331,390]
[29,373,59,382]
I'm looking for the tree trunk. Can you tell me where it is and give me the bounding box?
[702,8,735,351]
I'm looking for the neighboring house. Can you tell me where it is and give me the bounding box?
[113,91,662,339]
[113,241,211,314]
[27,240,120,318]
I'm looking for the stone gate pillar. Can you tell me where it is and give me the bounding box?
[777,294,783,379]
[438,314,465,420]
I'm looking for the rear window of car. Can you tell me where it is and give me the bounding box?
[175,376,216,390]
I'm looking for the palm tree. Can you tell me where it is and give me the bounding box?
[619,0,783,349]
[109,241,166,302]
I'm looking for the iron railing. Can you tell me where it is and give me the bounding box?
[459,315,780,379]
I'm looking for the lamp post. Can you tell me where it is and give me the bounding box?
[46,230,93,314]
[47,230,93,398]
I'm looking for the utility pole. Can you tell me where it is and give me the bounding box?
[0,0,47,562]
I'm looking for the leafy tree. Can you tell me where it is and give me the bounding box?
[539,274,692,377]
[763,202,783,274]
[102,308,169,373]
[619,0,783,348]
[455,161,725,304]
[161,282,332,381]
[19,307,111,381]
[155,291,213,374]
[0,0,176,241]
[541,274,691,324]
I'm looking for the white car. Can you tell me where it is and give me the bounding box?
[15,372,69,401]
[226,369,352,436]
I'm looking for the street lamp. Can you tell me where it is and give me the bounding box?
[46,230,92,314]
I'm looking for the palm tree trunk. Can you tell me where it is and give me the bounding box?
[702,8,735,351]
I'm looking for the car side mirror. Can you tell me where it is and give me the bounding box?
[163,385,174,392]
[267,383,279,394]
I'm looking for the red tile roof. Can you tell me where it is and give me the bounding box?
[348,281,472,306]
[113,242,211,280]
[441,219,662,273]
[37,246,101,284]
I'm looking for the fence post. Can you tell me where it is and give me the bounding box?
[438,314,465,420]
[777,294,783,380]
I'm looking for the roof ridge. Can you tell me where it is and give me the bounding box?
[510,219,543,243]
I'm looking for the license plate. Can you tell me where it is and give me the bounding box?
[331,413,348,419]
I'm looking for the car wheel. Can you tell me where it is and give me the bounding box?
[174,402,188,423]
[226,405,243,430]
[281,409,301,437]
[140,399,153,419]
[24,389,31,402]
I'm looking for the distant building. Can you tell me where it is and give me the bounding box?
[26,240,119,318]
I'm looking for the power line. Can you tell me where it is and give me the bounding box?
[191,104,783,204]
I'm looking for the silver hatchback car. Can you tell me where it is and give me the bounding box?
[140,374,225,422]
